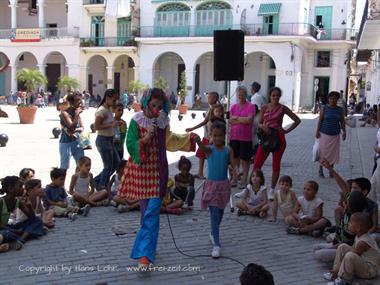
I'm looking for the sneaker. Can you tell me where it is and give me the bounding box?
[327,277,351,285]
[138,256,150,271]
[117,204,129,213]
[234,189,246,198]
[268,189,275,200]
[209,233,215,245]
[286,226,300,235]
[110,200,117,207]
[323,272,333,281]
[68,213,77,221]
[80,204,91,217]
[211,246,221,258]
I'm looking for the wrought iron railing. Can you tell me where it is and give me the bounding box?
[139,23,357,40]
[83,0,105,4]
[80,36,136,47]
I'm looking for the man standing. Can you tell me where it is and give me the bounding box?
[250,82,266,109]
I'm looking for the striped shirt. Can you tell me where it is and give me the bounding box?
[320,105,343,136]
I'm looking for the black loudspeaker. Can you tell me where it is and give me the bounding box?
[214,30,244,81]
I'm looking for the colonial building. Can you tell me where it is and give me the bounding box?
[356,0,380,105]
[0,0,358,110]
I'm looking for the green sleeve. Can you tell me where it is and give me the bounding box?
[126,119,141,164]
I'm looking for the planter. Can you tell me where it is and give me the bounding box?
[179,104,188,115]
[132,102,142,112]
[16,106,37,124]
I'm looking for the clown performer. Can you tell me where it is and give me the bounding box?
[118,88,197,269]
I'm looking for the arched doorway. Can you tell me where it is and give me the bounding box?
[243,52,277,100]
[87,55,107,98]
[15,52,38,91]
[194,52,225,102]
[0,53,10,97]
[153,52,185,96]
[195,1,232,36]
[154,3,191,37]
[43,52,68,94]
[113,55,135,95]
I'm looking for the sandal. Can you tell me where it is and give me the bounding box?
[194,175,206,180]
[13,240,24,251]
[0,243,9,253]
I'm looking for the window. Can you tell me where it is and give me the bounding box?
[316,51,330,67]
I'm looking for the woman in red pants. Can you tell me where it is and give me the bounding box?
[253,87,301,200]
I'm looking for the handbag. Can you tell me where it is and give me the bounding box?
[312,139,320,162]
[258,127,281,153]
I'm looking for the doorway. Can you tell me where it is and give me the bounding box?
[46,64,60,94]
[314,76,330,105]
[114,72,120,95]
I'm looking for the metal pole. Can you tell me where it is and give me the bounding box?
[225,81,235,212]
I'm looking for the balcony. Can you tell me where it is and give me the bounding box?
[80,37,137,47]
[83,0,105,14]
[140,23,355,40]
[357,0,380,49]
[0,27,79,40]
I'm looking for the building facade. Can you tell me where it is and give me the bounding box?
[0,0,357,110]
[357,0,380,106]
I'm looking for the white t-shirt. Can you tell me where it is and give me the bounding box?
[95,106,114,137]
[245,185,267,206]
[298,196,323,219]
[251,92,266,109]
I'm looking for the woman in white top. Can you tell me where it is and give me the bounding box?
[93,89,121,190]
[236,170,269,218]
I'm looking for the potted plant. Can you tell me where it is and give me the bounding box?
[57,76,80,111]
[16,68,47,124]
[178,71,188,114]
[128,80,148,112]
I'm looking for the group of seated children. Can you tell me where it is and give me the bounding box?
[234,161,379,284]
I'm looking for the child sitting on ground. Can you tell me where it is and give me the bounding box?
[161,179,182,215]
[43,168,89,221]
[325,212,380,285]
[0,176,44,252]
[172,156,195,207]
[25,179,55,229]
[268,175,299,223]
[286,180,331,236]
[314,191,368,263]
[69,156,108,208]
[236,170,268,217]
[19,168,35,183]
[322,160,378,233]
[110,160,139,213]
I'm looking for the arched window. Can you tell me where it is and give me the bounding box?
[195,1,233,36]
[154,3,191,37]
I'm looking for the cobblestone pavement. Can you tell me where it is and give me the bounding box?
[0,106,378,285]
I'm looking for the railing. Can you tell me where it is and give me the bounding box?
[80,37,136,47]
[83,0,105,4]
[139,23,357,41]
[0,27,79,40]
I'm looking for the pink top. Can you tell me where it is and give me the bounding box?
[264,105,284,129]
[230,102,255,141]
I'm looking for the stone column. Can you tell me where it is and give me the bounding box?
[37,64,47,92]
[10,64,18,93]
[106,66,114,89]
[38,0,46,29]
[80,66,89,92]
[185,69,195,106]
[9,0,18,30]
[133,65,139,82]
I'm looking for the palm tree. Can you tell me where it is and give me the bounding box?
[57,76,80,93]
[16,68,47,93]
[154,77,169,93]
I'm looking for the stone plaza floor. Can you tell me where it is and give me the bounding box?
[0,105,378,285]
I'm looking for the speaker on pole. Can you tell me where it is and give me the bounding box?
[213,30,244,81]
